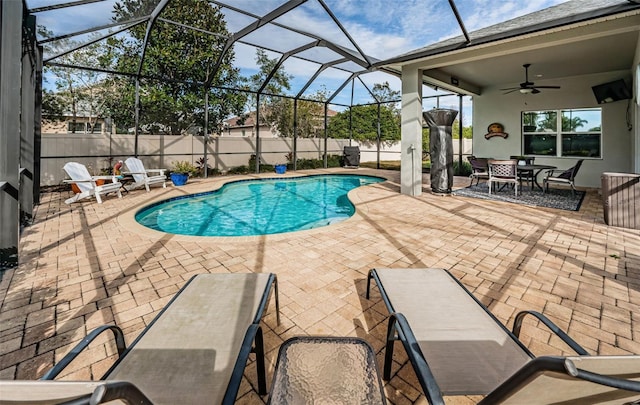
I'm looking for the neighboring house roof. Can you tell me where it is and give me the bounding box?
[224,112,263,129]
[224,108,339,129]
[376,0,640,67]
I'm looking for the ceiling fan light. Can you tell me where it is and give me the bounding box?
[520,88,534,94]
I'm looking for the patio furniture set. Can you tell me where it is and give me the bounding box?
[468,156,584,196]
[2,269,640,404]
[63,157,167,205]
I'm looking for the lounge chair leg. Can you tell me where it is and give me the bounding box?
[366,270,374,299]
[384,316,398,381]
[273,276,281,325]
[254,327,267,395]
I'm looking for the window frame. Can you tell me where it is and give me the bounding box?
[522,108,602,159]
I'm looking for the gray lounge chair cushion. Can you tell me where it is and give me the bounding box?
[495,355,640,404]
[374,268,532,395]
[0,381,113,404]
[105,273,271,405]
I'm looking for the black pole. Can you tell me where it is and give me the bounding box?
[293,98,298,171]
[323,103,328,168]
[134,79,140,157]
[255,93,260,174]
[458,94,463,173]
[377,103,381,169]
[203,89,209,178]
[34,45,43,205]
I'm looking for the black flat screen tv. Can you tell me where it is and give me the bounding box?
[592,79,631,104]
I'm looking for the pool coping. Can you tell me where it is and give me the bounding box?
[116,168,396,244]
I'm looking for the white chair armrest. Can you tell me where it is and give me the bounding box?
[63,179,92,184]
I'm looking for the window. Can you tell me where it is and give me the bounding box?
[522,108,601,158]
[88,123,102,133]
[67,122,86,133]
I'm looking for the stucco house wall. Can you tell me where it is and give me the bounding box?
[472,70,634,188]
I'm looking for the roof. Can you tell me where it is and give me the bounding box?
[225,108,338,128]
[376,0,640,68]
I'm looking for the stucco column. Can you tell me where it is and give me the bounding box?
[400,66,423,196]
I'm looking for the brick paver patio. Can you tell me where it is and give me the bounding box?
[1,168,639,404]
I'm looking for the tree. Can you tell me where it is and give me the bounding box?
[326,81,401,142]
[265,89,329,138]
[238,49,292,133]
[562,115,588,132]
[452,120,473,139]
[110,0,244,134]
[41,89,66,123]
[39,28,116,132]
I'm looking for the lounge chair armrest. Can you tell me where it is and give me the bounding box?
[566,359,640,392]
[482,356,640,404]
[387,313,445,405]
[512,310,588,355]
[92,381,154,405]
[223,323,266,404]
[145,169,166,175]
[41,325,127,380]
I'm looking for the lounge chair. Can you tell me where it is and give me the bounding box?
[0,273,280,405]
[123,157,166,192]
[366,268,640,404]
[63,162,122,204]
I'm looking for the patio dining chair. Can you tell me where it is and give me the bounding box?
[510,155,535,189]
[488,159,519,196]
[366,268,640,404]
[544,159,584,196]
[467,156,489,186]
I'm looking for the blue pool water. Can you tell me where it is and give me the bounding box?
[135,174,384,237]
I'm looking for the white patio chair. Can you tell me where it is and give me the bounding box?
[488,159,519,196]
[124,157,166,192]
[63,162,122,204]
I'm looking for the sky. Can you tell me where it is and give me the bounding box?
[31,0,569,116]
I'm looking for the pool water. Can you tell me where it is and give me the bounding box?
[135,174,384,237]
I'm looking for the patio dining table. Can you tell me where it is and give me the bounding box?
[517,164,557,191]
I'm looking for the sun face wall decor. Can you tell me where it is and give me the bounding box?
[484,122,509,139]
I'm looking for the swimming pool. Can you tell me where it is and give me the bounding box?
[135,174,384,237]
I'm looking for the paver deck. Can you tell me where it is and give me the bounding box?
[1,168,639,404]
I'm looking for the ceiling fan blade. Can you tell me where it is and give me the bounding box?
[502,89,520,94]
[531,88,541,94]
[500,87,520,91]
[532,85,561,89]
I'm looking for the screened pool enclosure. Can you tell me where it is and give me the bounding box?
[7,0,545,269]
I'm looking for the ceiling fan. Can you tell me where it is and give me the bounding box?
[501,63,561,94]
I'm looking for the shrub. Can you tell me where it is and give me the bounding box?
[195,157,214,177]
[171,160,198,177]
[227,165,249,175]
[453,160,472,176]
